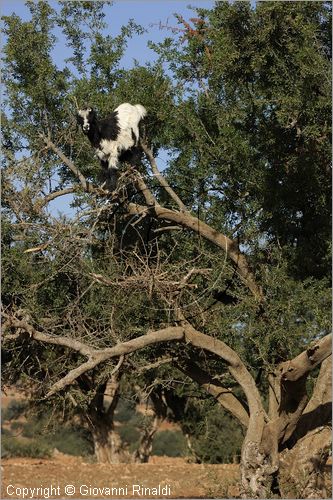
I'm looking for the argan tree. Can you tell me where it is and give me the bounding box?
[2,1,331,498]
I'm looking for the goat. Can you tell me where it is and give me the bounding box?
[77,103,147,173]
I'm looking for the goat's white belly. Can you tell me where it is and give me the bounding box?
[118,130,137,151]
[96,132,136,169]
[97,139,118,158]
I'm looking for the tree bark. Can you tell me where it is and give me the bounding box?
[133,414,161,463]
[133,388,167,463]
[85,375,124,464]
[245,344,332,498]
[279,426,331,499]
[89,416,123,464]
[278,356,332,498]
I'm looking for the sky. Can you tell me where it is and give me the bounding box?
[2,0,219,215]
[1,0,217,71]
[2,1,258,216]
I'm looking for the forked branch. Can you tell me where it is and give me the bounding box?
[176,359,249,428]
[42,135,263,300]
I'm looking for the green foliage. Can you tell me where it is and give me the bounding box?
[1,0,331,469]
[163,388,244,463]
[2,411,93,458]
[190,406,243,464]
[1,435,52,459]
[153,1,331,279]
[1,426,12,437]
[1,396,93,458]
[2,400,27,421]
[46,426,93,456]
[152,430,187,457]
[118,424,140,450]
[114,399,137,423]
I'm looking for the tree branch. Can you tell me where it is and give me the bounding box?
[130,169,157,206]
[140,140,187,211]
[46,326,185,396]
[41,134,89,191]
[4,309,262,434]
[3,313,186,397]
[128,202,263,300]
[278,334,332,381]
[286,355,332,445]
[182,323,266,447]
[43,136,263,300]
[261,334,332,455]
[37,186,78,208]
[2,316,94,357]
[176,359,249,428]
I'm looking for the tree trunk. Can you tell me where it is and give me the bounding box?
[240,440,278,499]
[133,414,161,463]
[278,356,332,498]
[279,426,331,498]
[90,416,123,464]
[185,433,201,463]
[85,374,124,464]
[133,388,167,463]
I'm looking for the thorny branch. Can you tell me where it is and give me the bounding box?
[3,303,331,458]
[5,129,331,487]
[18,133,264,301]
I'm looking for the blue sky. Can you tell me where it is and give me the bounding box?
[2,0,216,69]
[2,0,219,216]
[3,1,258,216]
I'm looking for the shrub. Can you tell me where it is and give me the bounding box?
[2,400,27,421]
[1,426,12,437]
[152,430,187,457]
[1,435,52,458]
[114,399,137,423]
[190,407,243,464]
[22,420,93,457]
[50,427,93,456]
[9,421,23,432]
[118,423,140,446]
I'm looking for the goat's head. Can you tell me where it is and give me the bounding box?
[77,107,97,133]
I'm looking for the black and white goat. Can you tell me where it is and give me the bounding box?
[77,103,147,173]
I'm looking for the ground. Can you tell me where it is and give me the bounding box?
[2,392,330,499]
[1,454,240,499]
[1,390,239,499]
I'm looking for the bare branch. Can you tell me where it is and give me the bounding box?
[110,355,125,376]
[262,334,332,453]
[2,315,94,357]
[128,201,263,300]
[176,359,249,428]
[4,309,263,430]
[183,324,265,425]
[42,137,263,300]
[278,334,332,382]
[41,134,89,191]
[304,354,332,412]
[153,225,182,233]
[72,95,79,111]
[289,355,332,444]
[45,326,185,396]
[37,187,78,207]
[130,168,156,206]
[141,140,187,211]
[136,356,175,374]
